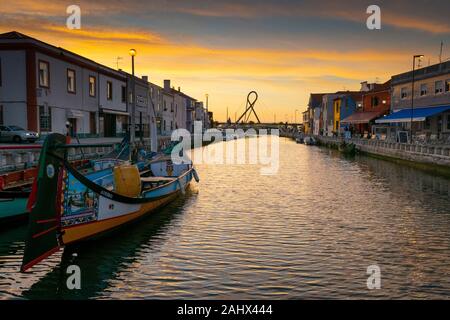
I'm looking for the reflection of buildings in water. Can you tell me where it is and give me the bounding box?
[355,155,450,199]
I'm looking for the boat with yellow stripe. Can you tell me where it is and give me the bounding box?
[21,133,198,272]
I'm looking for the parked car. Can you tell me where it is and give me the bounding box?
[0,125,39,143]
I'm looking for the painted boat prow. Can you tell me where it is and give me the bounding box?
[21,133,66,272]
[21,133,198,272]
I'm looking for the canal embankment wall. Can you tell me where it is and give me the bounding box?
[0,134,213,173]
[315,136,450,176]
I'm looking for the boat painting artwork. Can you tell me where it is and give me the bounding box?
[20,133,198,272]
[0,137,138,230]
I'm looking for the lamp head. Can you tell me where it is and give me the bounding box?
[414,54,424,59]
[129,49,137,57]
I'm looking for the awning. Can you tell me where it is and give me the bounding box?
[100,108,129,116]
[341,111,384,124]
[376,105,450,124]
[66,109,84,118]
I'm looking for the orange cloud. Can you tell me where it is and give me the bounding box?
[2,1,443,121]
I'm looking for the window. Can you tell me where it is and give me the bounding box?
[39,106,52,132]
[171,102,174,112]
[0,105,3,125]
[435,80,444,94]
[107,81,113,100]
[420,84,427,96]
[371,96,379,107]
[89,76,96,97]
[163,120,166,131]
[121,86,126,103]
[0,58,2,87]
[446,114,450,130]
[401,87,408,99]
[163,100,167,111]
[38,60,49,88]
[67,69,76,93]
[446,79,450,93]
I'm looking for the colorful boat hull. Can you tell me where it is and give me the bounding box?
[21,133,197,271]
[0,192,28,228]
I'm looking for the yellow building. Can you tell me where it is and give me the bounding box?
[333,98,341,132]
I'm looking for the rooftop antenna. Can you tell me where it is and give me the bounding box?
[418,57,423,68]
[116,57,123,70]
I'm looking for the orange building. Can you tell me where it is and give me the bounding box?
[341,80,391,136]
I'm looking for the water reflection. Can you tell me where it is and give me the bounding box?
[1,138,450,299]
[2,191,196,300]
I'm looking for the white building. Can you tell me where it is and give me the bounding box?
[162,80,175,136]
[0,31,203,144]
[173,87,186,131]
[376,61,450,140]
[0,31,129,138]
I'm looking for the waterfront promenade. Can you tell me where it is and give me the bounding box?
[315,135,450,173]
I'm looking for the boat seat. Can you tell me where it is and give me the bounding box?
[141,177,176,183]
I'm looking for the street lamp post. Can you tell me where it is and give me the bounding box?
[129,49,137,148]
[410,54,424,143]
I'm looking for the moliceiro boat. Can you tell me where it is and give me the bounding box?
[21,133,199,272]
[0,137,133,230]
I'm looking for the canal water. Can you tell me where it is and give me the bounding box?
[1,137,450,299]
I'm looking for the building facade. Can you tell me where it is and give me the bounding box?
[0,31,129,138]
[0,31,203,144]
[307,94,325,136]
[377,61,450,140]
[149,81,163,135]
[302,110,310,134]
[340,81,391,136]
[333,92,363,133]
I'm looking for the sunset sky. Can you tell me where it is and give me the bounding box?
[1,0,450,122]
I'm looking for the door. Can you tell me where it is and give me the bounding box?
[103,113,116,137]
[68,118,77,137]
[437,116,443,139]
[89,112,96,135]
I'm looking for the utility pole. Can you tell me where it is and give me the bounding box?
[439,41,444,63]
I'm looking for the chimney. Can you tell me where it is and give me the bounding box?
[164,80,171,90]
[142,76,148,82]
[178,86,181,92]
[360,81,369,92]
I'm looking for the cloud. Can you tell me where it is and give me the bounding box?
[1,0,447,121]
